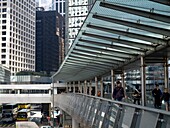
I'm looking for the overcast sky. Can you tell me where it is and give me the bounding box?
[37,0,52,10]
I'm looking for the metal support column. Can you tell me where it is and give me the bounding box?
[164,57,169,89]
[84,80,87,94]
[78,81,81,93]
[52,77,55,128]
[89,80,92,95]
[121,70,126,97]
[95,77,98,96]
[100,77,103,97]
[141,56,146,106]
[66,82,69,93]
[73,81,75,93]
[69,82,71,92]
[111,69,115,99]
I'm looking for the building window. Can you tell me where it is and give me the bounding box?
[2,14,6,18]
[2,31,6,35]
[1,61,6,64]
[2,8,7,12]
[2,20,6,23]
[1,55,6,58]
[2,43,6,47]
[2,37,6,41]
[2,26,6,29]
[1,49,6,53]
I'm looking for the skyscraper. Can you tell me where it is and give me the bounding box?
[0,0,36,75]
[36,8,64,74]
[65,0,95,54]
[52,0,65,16]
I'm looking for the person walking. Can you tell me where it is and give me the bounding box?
[133,85,141,105]
[161,88,170,111]
[113,81,125,101]
[152,84,162,108]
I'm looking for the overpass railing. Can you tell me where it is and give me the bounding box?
[54,93,170,128]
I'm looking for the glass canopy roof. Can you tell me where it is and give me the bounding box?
[53,0,170,82]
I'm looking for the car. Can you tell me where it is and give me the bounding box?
[40,126,52,128]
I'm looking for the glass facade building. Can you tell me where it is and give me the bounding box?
[0,65,10,84]
[36,9,64,74]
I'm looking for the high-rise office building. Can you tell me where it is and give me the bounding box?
[65,0,95,54]
[52,0,65,16]
[36,8,64,74]
[0,0,36,75]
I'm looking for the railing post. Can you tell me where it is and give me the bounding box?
[100,77,103,97]
[95,77,98,96]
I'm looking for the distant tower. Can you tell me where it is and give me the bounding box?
[65,0,95,54]
[0,0,36,75]
[36,8,64,74]
[52,0,65,16]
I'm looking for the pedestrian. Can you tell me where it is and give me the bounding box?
[133,85,141,105]
[97,91,101,97]
[152,84,162,108]
[113,81,125,101]
[161,88,170,111]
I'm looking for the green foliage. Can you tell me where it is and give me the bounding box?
[16,71,50,77]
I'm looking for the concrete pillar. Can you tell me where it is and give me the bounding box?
[100,77,103,97]
[72,118,79,128]
[18,89,20,94]
[95,77,98,96]
[49,89,51,95]
[164,57,169,89]
[111,69,115,99]
[141,56,146,106]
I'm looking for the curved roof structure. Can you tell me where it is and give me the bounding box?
[53,0,170,82]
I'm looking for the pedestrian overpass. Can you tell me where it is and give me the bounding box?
[0,83,66,104]
[51,0,170,128]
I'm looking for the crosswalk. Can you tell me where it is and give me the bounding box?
[0,123,15,127]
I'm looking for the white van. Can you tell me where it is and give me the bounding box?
[40,126,52,128]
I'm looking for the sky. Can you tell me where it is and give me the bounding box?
[37,0,52,10]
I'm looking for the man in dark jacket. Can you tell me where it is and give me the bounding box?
[113,81,125,101]
[152,84,162,108]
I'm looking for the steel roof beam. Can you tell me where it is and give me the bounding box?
[63,63,105,71]
[78,39,145,55]
[93,14,170,36]
[68,58,113,67]
[149,0,170,6]
[75,44,137,58]
[100,2,170,23]
[76,44,138,56]
[65,61,112,69]
[80,34,153,51]
[69,54,121,64]
[86,24,167,45]
[73,48,129,60]
[63,63,110,74]
[71,51,126,62]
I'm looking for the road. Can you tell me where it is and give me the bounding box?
[0,110,42,128]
